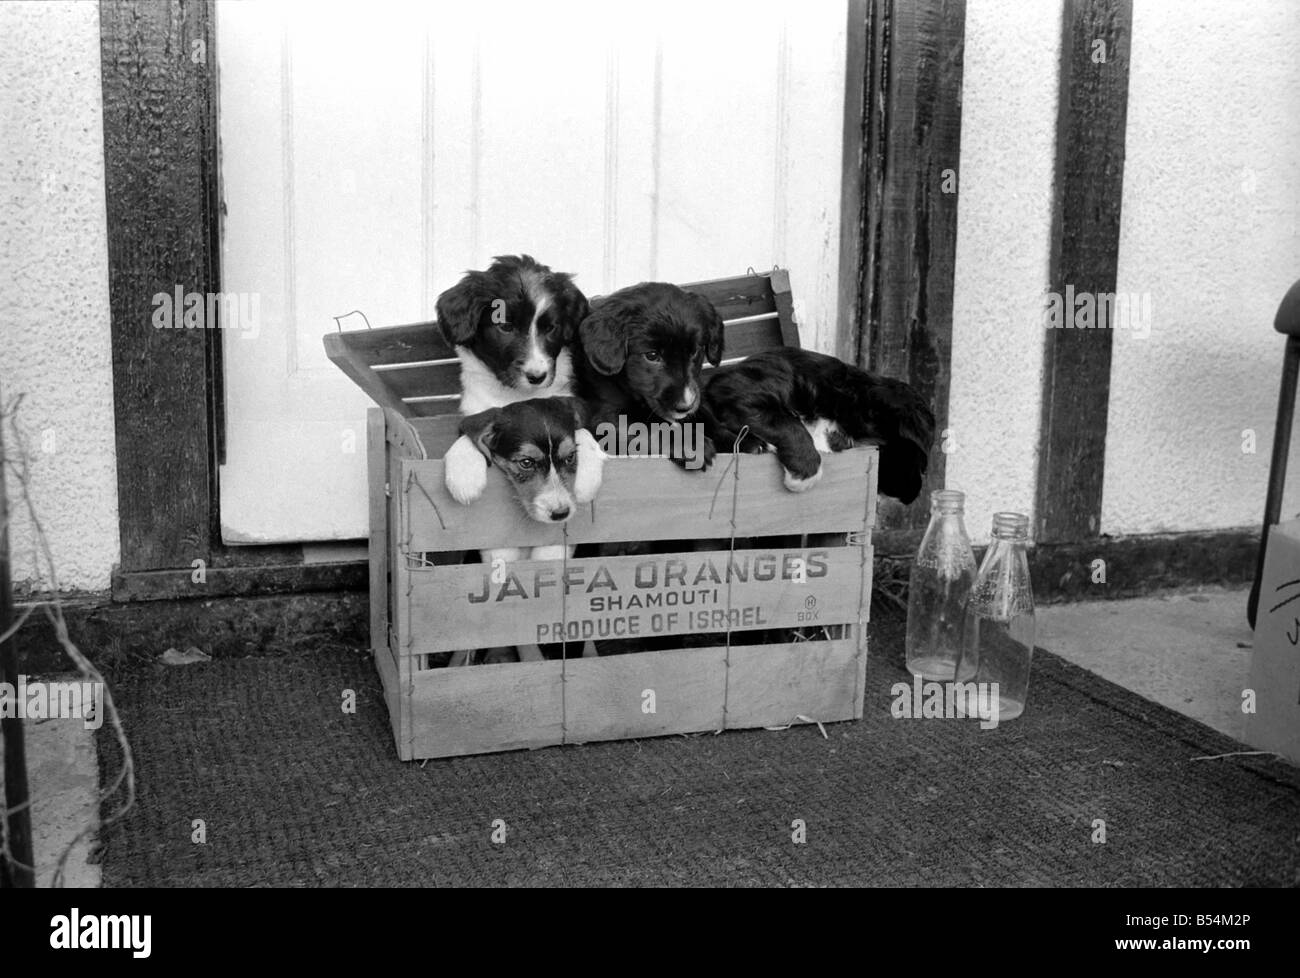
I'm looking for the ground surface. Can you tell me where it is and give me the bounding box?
[16,585,1297,887]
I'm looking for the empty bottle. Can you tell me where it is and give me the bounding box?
[905,489,978,681]
[955,511,1035,721]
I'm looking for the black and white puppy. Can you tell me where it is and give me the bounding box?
[575,282,724,469]
[436,254,590,415]
[444,396,605,663]
[700,348,935,503]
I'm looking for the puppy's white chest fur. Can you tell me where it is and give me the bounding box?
[802,417,843,453]
[456,346,575,414]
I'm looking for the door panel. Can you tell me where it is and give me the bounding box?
[216,0,846,543]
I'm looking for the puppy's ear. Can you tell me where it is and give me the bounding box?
[870,381,935,505]
[458,407,501,458]
[552,396,605,503]
[435,274,491,346]
[444,408,500,505]
[550,274,591,345]
[897,398,936,458]
[691,294,726,366]
[579,304,628,375]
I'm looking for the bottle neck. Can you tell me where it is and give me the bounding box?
[989,512,1030,544]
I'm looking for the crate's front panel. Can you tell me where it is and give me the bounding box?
[407,661,567,759]
[562,648,728,744]
[725,638,863,730]
[405,546,865,655]
[373,641,411,760]
[402,447,878,553]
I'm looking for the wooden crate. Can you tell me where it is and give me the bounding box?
[328,271,877,760]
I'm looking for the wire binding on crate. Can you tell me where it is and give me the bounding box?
[332,309,373,332]
[405,470,446,531]
[717,425,750,732]
[560,523,570,744]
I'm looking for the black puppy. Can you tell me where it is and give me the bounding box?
[575,282,724,469]
[700,348,935,503]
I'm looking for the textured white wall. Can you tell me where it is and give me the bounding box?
[0,1,118,592]
[1104,0,1300,534]
[1,0,1295,593]
[946,0,1061,544]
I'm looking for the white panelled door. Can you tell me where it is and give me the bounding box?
[216,0,846,543]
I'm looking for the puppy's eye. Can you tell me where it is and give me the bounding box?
[560,452,577,469]
[515,457,535,470]
[643,350,662,363]
[496,319,514,333]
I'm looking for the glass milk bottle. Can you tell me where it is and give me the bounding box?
[956,512,1035,721]
[905,490,978,680]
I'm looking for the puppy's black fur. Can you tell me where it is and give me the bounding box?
[575,282,724,469]
[435,254,589,403]
[701,348,935,503]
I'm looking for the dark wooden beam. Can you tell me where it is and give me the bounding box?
[847,0,966,532]
[1035,0,1133,543]
[876,527,1257,604]
[0,383,35,888]
[111,560,368,603]
[837,0,869,360]
[100,0,221,572]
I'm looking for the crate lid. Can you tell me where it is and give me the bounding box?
[323,269,799,417]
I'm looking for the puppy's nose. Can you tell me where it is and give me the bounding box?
[673,390,697,413]
[549,506,570,522]
[524,369,548,386]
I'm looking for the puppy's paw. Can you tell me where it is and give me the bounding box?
[529,544,567,562]
[783,463,823,493]
[827,429,855,452]
[699,435,716,469]
[444,434,488,504]
[573,428,606,504]
[672,434,715,472]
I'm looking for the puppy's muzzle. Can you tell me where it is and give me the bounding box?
[663,384,699,421]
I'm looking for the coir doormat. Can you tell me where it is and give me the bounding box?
[94,611,1300,886]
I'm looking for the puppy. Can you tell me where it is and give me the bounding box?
[700,348,935,503]
[436,254,590,415]
[444,396,605,663]
[575,282,724,469]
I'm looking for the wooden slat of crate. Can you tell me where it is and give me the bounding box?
[323,331,411,416]
[397,637,865,759]
[679,272,778,321]
[374,634,410,760]
[400,447,878,554]
[329,319,452,366]
[404,546,863,655]
[372,359,460,397]
[712,314,785,362]
[562,647,728,744]
[403,659,567,759]
[402,447,877,553]
[725,637,865,728]
[366,408,388,655]
[384,408,426,757]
